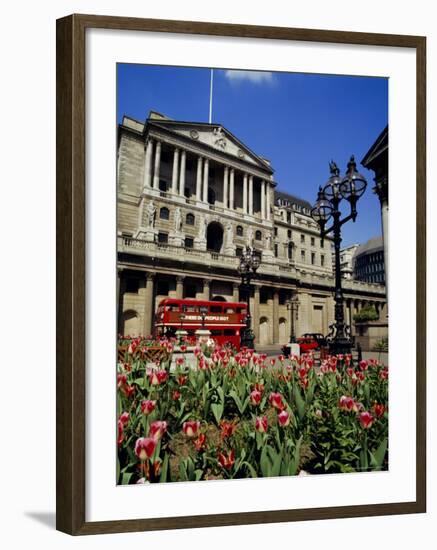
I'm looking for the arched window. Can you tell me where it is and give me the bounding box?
[255,230,262,241]
[159,207,169,220]
[236,225,244,237]
[186,213,195,225]
[288,242,294,260]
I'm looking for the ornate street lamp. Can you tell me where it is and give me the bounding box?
[311,157,367,356]
[237,245,260,349]
[286,294,300,343]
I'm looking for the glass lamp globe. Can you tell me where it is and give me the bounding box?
[323,160,343,200]
[311,187,333,224]
[339,155,367,200]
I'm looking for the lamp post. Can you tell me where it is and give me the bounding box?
[286,295,300,343]
[310,157,367,356]
[238,245,260,349]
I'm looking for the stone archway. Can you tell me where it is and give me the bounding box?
[207,221,223,252]
[259,316,270,345]
[211,295,226,302]
[122,309,140,337]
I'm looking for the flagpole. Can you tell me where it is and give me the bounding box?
[209,69,214,124]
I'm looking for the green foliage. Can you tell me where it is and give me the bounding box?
[117,337,388,483]
[373,337,388,353]
[353,305,379,323]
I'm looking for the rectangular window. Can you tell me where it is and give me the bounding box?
[321,254,325,266]
[311,237,315,246]
[158,232,168,244]
[274,244,278,257]
[125,277,139,293]
[301,250,305,262]
[311,252,316,265]
[301,234,305,243]
[184,237,194,249]
[236,247,243,257]
[320,239,324,248]
[274,227,278,237]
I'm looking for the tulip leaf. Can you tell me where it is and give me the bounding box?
[211,402,224,424]
[121,472,133,485]
[159,453,169,483]
[289,436,302,475]
[260,445,271,477]
[293,385,306,420]
[269,447,282,477]
[241,461,258,478]
[194,469,203,481]
[369,437,388,470]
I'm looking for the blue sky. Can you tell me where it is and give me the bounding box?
[117,64,388,247]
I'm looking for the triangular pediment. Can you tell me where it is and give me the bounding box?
[148,120,273,173]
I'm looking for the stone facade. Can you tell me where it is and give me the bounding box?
[117,111,387,345]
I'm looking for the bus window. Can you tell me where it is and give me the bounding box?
[224,329,235,336]
[210,329,223,336]
[236,307,247,314]
[183,305,197,312]
[225,307,235,314]
[210,305,222,313]
[166,304,179,311]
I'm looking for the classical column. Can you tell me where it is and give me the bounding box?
[176,276,184,299]
[203,158,209,202]
[152,140,161,189]
[349,299,355,335]
[171,147,179,194]
[248,175,254,216]
[117,269,124,335]
[374,175,389,304]
[261,180,266,219]
[229,168,235,210]
[196,157,203,200]
[223,166,229,208]
[179,150,186,197]
[272,289,279,343]
[232,282,239,302]
[143,139,154,190]
[266,183,271,220]
[243,173,248,213]
[143,273,154,337]
[253,284,260,341]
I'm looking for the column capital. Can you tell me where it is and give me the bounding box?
[146,272,155,281]
[176,275,185,283]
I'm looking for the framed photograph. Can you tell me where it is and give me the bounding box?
[56,14,426,535]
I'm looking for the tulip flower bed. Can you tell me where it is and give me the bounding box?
[117,338,388,484]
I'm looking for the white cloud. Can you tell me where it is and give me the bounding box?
[223,70,275,85]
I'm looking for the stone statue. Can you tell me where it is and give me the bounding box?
[198,215,207,238]
[265,232,273,250]
[247,226,254,245]
[225,221,233,246]
[174,207,182,233]
[145,200,156,228]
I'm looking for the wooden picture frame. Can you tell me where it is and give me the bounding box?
[56,13,426,535]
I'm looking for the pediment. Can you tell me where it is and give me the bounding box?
[149,121,273,172]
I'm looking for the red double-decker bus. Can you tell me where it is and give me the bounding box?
[154,298,247,350]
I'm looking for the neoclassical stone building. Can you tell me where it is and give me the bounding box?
[117,111,387,345]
